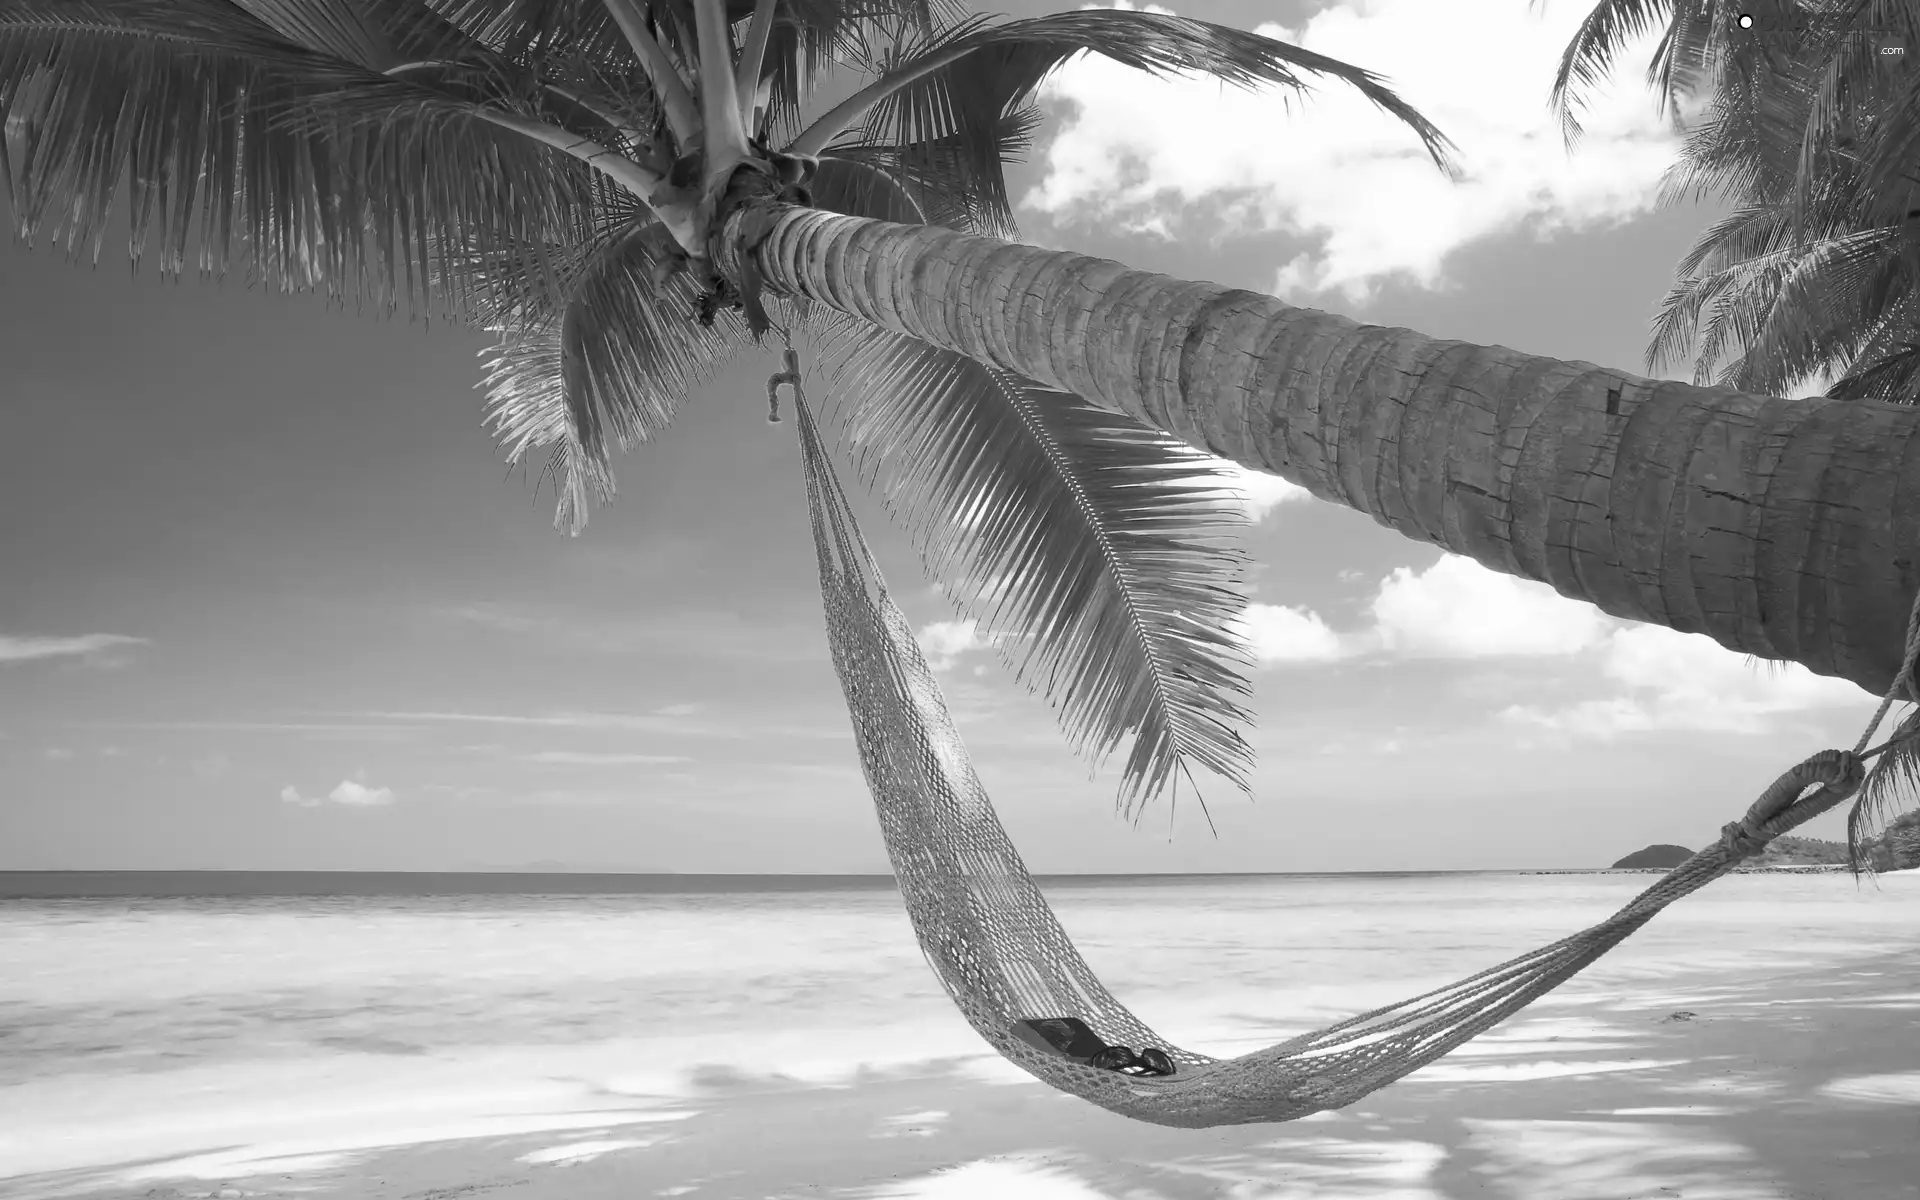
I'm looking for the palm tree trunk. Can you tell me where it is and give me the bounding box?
[718,203,1920,696]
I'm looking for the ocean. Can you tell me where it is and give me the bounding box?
[2,870,1916,1194]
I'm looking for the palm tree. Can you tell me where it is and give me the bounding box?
[1549,0,1920,402]
[0,0,1456,814]
[696,1,1920,702]
[8,1,1920,811]
[1550,0,1920,858]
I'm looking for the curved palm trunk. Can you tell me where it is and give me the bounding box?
[718,204,1920,696]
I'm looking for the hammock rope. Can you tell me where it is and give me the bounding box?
[783,369,1911,1129]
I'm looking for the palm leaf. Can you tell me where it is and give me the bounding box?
[480,220,749,531]
[790,8,1458,233]
[1612,1,1920,404]
[238,0,403,66]
[817,103,1039,235]
[1542,0,1677,148]
[808,153,927,224]
[804,312,1256,819]
[1,0,605,315]
[1830,318,1920,404]
[1850,706,1920,874]
[417,0,641,68]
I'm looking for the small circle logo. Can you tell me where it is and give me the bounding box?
[1737,13,1754,28]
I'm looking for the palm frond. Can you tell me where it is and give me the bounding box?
[1850,705,1920,874]
[1614,1,1920,403]
[808,153,926,223]
[1642,0,1727,126]
[818,103,1038,235]
[1721,225,1903,393]
[1830,305,1920,403]
[1649,217,1902,393]
[747,0,919,142]
[789,8,1457,231]
[1539,0,1675,148]
[480,220,750,531]
[234,0,397,66]
[0,0,610,315]
[482,332,618,533]
[1646,267,1740,378]
[803,312,1257,818]
[416,0,638,68]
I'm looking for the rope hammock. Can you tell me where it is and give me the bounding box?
[783,370,1915,1130]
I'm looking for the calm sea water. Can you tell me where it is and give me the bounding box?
[1,870,1915,1183]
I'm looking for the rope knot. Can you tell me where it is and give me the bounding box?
[1716,818,1771,862]
[1719,749,1865,862]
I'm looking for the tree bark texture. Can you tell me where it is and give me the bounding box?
[719,204,1920,697]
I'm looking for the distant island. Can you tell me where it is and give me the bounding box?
[1612,844,1693,869]
[1614,810,1920,872]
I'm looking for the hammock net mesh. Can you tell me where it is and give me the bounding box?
[791,390,1869,1129]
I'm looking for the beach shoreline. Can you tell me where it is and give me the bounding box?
[9,956,1919,1200]
[5,872,1915,1200]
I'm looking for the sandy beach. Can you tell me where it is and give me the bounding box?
[3,871,1916,1200]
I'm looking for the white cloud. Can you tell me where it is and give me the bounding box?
[0,633,147,665]
[330,779,395,806]
[917,619,990,671]
[1505,625,1870,737]
[353,709,736,737]
[280,779,397,807]
[1211,461,1311,521]
[1026,0,1679,303]
[524,751,693,765]
[43,746,76,762]
[1250,555,1871,736]
[1236,603,1346,664]
[1370,556,1613,658]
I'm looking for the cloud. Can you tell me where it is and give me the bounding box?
[43,746,76,762]
[1210,461,1311,522]
[1026,0,1679,303]
[77,719,421,734]
[918,619,991,672]
[1235,603,1346,664]
[1242,554,1871,736]
[438,602,823,664]
[330,779,395,806]
[1504,624,1870,738]
[281,779,397,807]
[1369,556,1614,658]
[523,751,693,766]
[352,709,738,737]
[0,633,147,666]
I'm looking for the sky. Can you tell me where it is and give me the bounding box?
[0,0,1892,874]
